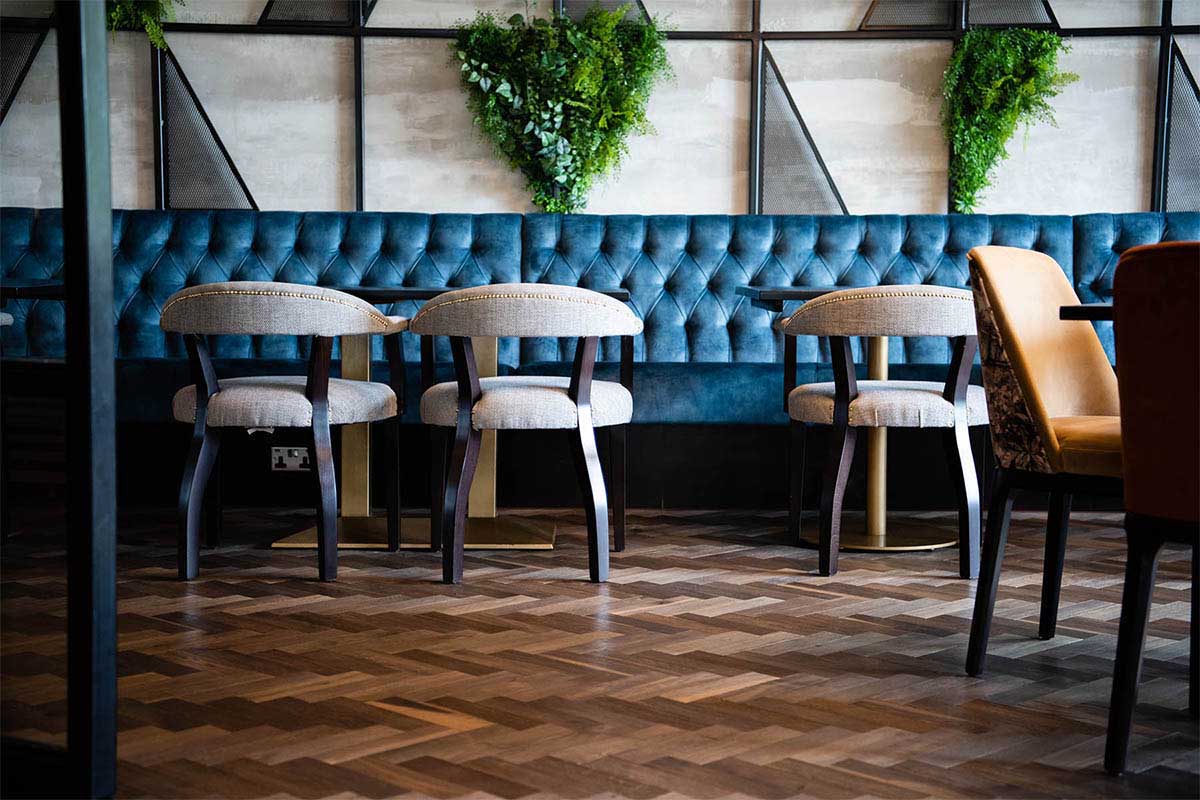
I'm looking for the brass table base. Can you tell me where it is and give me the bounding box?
[797,515,958,552]
[271,515,556,551]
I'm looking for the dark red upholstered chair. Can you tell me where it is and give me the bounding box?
[1105,240,1200,775]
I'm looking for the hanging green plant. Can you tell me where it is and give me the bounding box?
[107,0,180,50]
[451,3,671,213]
[942,28,1077,213]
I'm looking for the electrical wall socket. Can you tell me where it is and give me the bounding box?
[271,447,311,472]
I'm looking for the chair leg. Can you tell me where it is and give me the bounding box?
[818,424,856,577]
[203,431,222,549]
[1104,525,1167,776]
[788,421,806,545]
[572,420,610,583]
[1039,491,1072,640]
[610,425,627,552]
[442,426,480,585]
[177,427,219,580]
[386,417,400,553]
[429,427,446,552]
[943,423,980,579]
[1190,543,1198,718]
[311,420,338,582]
[966,467,1015,677]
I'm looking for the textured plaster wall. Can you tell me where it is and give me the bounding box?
[365,38,748,213]
[169,33,356,210]
[979,37,1159,214]
[769,40,952,214]
[0,31,153,208]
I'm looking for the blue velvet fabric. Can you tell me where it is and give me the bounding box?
[3,208,1196,424]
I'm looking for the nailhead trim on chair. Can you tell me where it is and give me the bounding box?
[161,288,390,327]
[782,288,973,327]
[411,291,623,325]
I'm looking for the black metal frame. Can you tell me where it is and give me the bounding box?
[1,1,1195,213]
[0,24,49,124]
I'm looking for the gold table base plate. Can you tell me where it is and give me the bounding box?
[271,515,555,551]
[797,515,958,552]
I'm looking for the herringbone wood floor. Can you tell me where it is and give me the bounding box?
[2,508,1196,799]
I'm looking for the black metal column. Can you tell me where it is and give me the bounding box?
[1151,0,1174,211]
[354,0,365,210]
[749,0,762,213]
[55,1,118,797]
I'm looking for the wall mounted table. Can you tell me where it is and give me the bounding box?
[737,285,956,553]
[273,285,631,552]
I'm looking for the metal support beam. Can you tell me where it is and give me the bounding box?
[1151,1,1174,211]
[55,2,117,797]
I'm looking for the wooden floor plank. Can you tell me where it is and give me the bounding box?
[2,508,1196,798]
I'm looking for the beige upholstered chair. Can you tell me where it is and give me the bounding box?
[161,281,408,582]
[965,246,1123,677]
[409,283,641,585]
[781,286,988,577]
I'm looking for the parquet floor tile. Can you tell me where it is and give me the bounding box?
[1,508,1196,799]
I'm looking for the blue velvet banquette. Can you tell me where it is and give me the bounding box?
[2,209,1197,428]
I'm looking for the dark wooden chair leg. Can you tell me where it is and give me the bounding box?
[442,426,480,585]
[610,424,626,552]
[311,420,338,582]
[1104,525,1167,776]
[967,467,1015,677]
[386,417,400,553]
[1190,543,1198,719]
[203,431,222,549]
[572,421,610,583]
[1039,491,1072,640]
[177,427,219,580]
[818,424,856,577]
[429,426,446,552]
[943,423,980,579]
[788,421,806,545]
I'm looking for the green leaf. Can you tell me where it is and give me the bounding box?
[450,5,672,211]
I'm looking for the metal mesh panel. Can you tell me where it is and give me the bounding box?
[260,0,353,24]
[968,0,1053,25]
[1165,48,1200,212]
[1,28,45,123]
[860,0,954,30]
[161,52,255,210]
[760,51,845,215]
[563,1,649,23]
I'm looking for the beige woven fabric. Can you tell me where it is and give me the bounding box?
[408,283,642,337]
[781,286,977,337]
[788,380,988,428]
[173,376,397,428]
[0,312,12,327]
[160,281,408,337]
[420,376,633,430]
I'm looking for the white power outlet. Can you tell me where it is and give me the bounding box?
[271,447,311,472]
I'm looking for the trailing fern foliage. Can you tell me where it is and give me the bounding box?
[942,28,1076,212]
[107,0,180,49]
[452,3,670,212]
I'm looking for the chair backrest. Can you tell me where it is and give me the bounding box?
[408,283,643,338]
[968,245,1119,473]
[780,285,977,338]
[1114,241,1200,523]
[160,281,399,337]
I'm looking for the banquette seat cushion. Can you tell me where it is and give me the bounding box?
[3,209,1198,426]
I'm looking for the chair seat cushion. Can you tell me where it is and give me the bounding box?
[420,376,632,430]
[173,376,397,428]
[1051,415,1122,477]
[788,380,989,428]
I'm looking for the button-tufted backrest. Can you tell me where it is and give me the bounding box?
[4,208,1197,368]
[522,213,1075,366]
[0,209,522,363]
